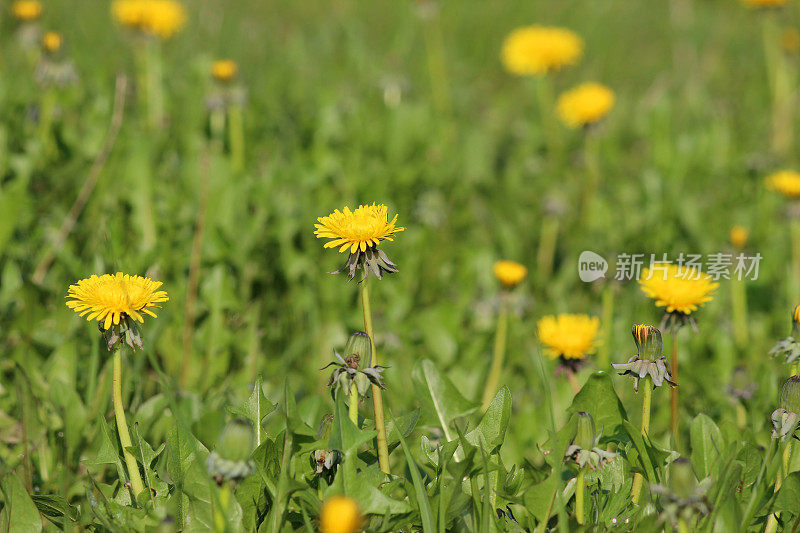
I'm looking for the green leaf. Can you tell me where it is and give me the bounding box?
[227,375,276,446]
[774,471,800,513]
[690,413,724,479]
[390,410,435,533]
[568,372,628,440]
[465,386,511,452]
[0,473,42,532]
[412,359,477,442]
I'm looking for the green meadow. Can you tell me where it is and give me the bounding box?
[2,0,800,530]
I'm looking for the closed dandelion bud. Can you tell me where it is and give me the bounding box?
[780,375,800,414]
[793,305,800,336]
[574,412,596,451]
[632,324,662,358]
[206,419,256,482]
[344,331,372,369]
[320,496,362,533]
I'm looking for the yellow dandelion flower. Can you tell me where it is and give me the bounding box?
[537,314,600,360]
[212,60,238,83]
[12,0,42,21]
[144,0,186,39]
[766,170,800,198]
[782,28,800,53]
[741,0,789,7]
[730,226,748,249]
[639,263,718,315]
[66,273,169,331]
[320,496,362,533]
[42,32,62,53]
[793,304,800,326]
[501,25,583,76]
[493,260,527,288]
[315,203,404,254]
[112,0,148,30]
[556,82,615,128]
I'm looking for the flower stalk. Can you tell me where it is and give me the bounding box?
[670,330,680,448]
[481,296,509,411]
[575,466,586,524]
[361,281,390,474]
[228,102,245,173]
[536,214,559,280]
[349,382,359,426]
[112,347,145,499]
[631,376,652,504]
[731,276,749,349]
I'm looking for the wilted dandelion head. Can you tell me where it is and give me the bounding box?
[537,314,600,360]
[766,169,800,198]
[42,31,62,53]
[639,263,718,315]
[66,273,169,330]
[315,204,404,254]
[112,0,185,39]
[12,0,42,21]
[741,0,790,7]
[556,82,615,128]
[501,25,583,76]
[320,496,362,533]
[212,60,238,83]
[729,225,748,249]
[493,260,527,288]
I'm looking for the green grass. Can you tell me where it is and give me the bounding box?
[2,0,800,530]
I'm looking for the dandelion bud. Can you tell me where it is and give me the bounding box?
[792,305,800,335]
[574,412,596,451]
[344,331,372,369]
[631,324,662,358]
[320,496,362,533]
[206,419,255,482]
[668,458,697,499]
[780,375,800,414]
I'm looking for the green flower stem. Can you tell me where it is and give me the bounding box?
[535,76,560,162]
[762,11,793,156]
[37,87,56,148]
[791,217,800,300]
[481,296,508,411]
[765,440,793,533]
[349,381,359,426]
[421,9,452,116]
[580,132,601,226]
[536,214,559,280]
[575,466,586,525]
[228,102,245,173]
[670,330,680,449]
[731,277,749,349]
[214,482,231,533]
[145,38,163,130]
[598,283,614,369]
[112,348,145,500]
[736,401,747,430]
[361,281,390,474]
[631,377,652,505]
